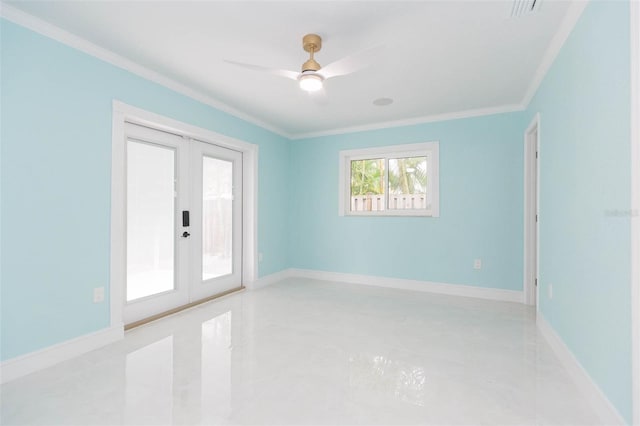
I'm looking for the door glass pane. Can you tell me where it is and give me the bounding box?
[350,158,385,211]
[388,156,428,210]
[127,140,175,302]
[202,156,233,280]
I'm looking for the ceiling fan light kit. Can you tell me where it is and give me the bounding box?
[299,71,324,92]
[299,34,323,92]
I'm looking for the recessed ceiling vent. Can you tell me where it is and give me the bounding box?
[510,0,541,18]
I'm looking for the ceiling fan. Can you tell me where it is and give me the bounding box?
[225,34,382,93]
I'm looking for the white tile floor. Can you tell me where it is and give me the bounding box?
[1,278,600,425]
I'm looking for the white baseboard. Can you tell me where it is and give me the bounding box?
[0,324,124,384]
[537,314,625,425]
[289,268,523,303]
[0,270,518,385]
[246,269,294,290]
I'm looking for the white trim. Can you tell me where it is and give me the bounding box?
[339,142,438,159]
[0,3,290,139]
[520,1,588,106]
[110,109,126,328]
[112,101,257,153]
[0,3,525,141]
[630,1,640,424]
[536,314,625,425]
[292,104,524,140]
[338,141,440,218]
[0,325,124,384]
[289,268,523,303]
[110,101,258,326]
[243,146,259,288]
[0,1,587,141]
[248,268,522,302]
[338,153,347,216]
[0,1,585,140]
[523,113,540,307]
[246,269,294,290]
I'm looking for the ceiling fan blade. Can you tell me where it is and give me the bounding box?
[224,60,299,80]
[318,45,385,80]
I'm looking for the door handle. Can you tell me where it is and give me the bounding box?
[182,231,191,238]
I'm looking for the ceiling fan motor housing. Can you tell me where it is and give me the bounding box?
[302,33,322,72]
[302,34,322,53]
[302,58,321,72]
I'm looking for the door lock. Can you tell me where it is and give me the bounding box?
[182,231,191,238]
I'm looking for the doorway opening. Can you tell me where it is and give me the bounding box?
[110,101,257,328]
[524,113,540,307]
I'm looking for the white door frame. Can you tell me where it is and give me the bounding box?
[523,113,540,308]
[110,100,258,328]
[630,1,640,423]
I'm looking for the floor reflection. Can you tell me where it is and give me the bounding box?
[201,311,232,423]
[0,280,602,425]
[125,336,174,424]
[121,310,235,425]
[348,353,426,407]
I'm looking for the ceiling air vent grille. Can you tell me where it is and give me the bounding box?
[510,0,541,18]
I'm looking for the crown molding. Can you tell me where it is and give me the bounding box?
[0,1,588,141]
[0,3,292,139]
[520,1,589,107]
[290,104,525,140]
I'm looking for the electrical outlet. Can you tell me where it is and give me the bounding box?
[548,283,553,300]
[473,259,482,270]
[93,287,105,303]
[258,252,264,263]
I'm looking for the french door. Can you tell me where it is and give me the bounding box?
[189,139,242,301]
[124,122,242,325]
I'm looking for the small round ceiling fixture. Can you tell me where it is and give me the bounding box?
[373,97,393,106]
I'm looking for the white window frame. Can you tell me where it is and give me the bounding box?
[338,141,439,217]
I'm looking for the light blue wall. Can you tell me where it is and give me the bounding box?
[525,1,632,422]
[0,20,290,361]
[289,112,526,290]
[1,4,634,421]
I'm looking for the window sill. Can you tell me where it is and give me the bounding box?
[343,210,438,217]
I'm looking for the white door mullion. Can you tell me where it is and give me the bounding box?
[176,134,191,308]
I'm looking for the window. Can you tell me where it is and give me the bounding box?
[339,142,439,217]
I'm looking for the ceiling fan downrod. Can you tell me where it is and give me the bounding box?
[302,33,322,72]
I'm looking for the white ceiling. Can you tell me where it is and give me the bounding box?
[4,1,573,138]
